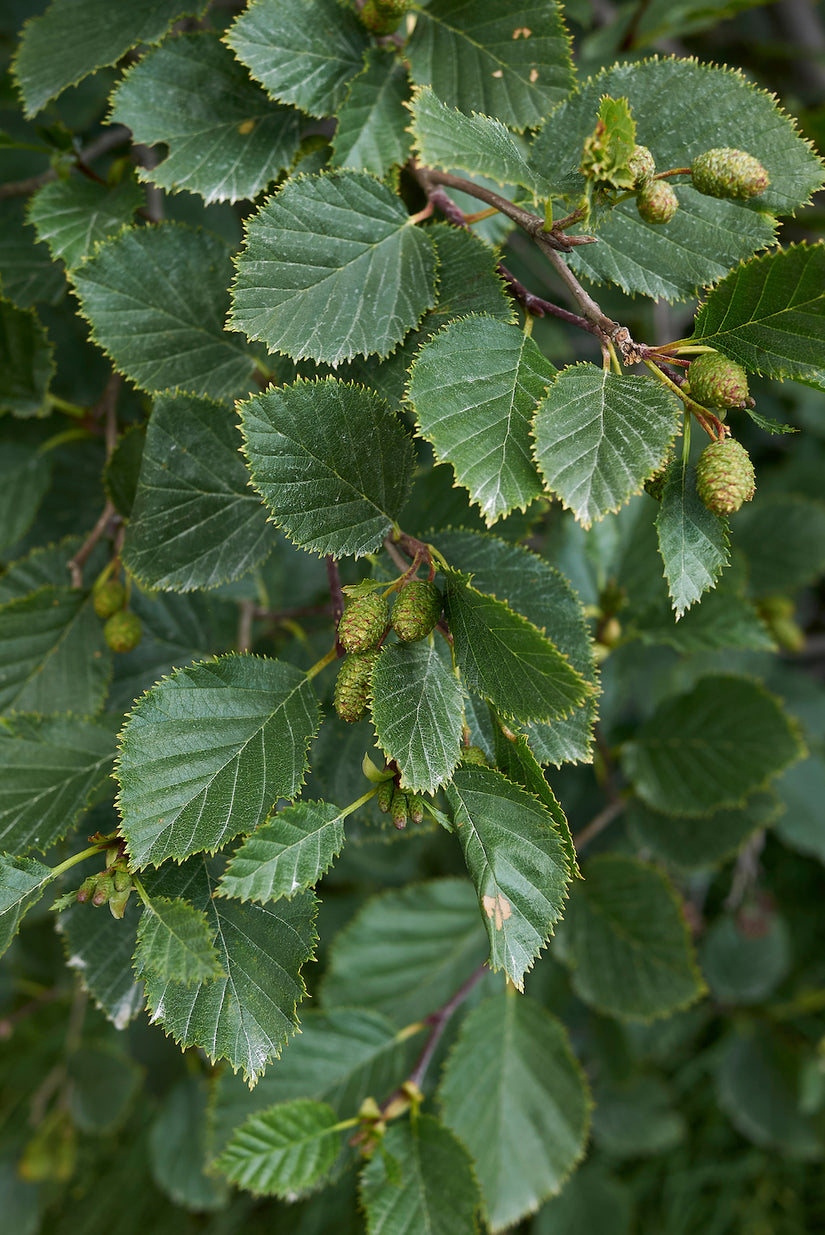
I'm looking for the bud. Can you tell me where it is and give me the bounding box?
[691,148,769,199]
[93,578,126,619]
[391,580,442,642]
[113,867,132,893]
[104,609,142,653]
[628,144,656,186]
[696,438,756,516]
[687,352,749,409]
[334,650,379,723]
[338,594,389,654]
[359,0,408,35]
[108,886,132,919]
[460,745,490,768]
[390,789,408,830]
[636,180,678,224]
[92,871,115,906]
[76,874,98,903]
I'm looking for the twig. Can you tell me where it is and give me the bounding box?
[67,501,117,589]
[0,127,131,200]
[724,830,766,911]
[572,798,626,852]
[498,264,601,335]
[326,556,346,654]
[237,599,255,653]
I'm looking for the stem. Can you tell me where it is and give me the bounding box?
[67,500,117,588]
[44,394,86,418]
[306,646,338,680]
[572,799,626,852]
[131,876,153,910]
[50,845,104,882]
[0,127,131,200]
[498,265,600,335]
[338,786,379,820]
[406,962,489,1092]
[326,556,345,652]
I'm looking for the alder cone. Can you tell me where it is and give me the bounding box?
[334,650,379,723]
[691,147,769,199]
[93,578,126,618]
[338,593,389,653]
[629,144,656,186]
[636,181,678,224]
[104,610,142,653]
[391,580,442,642]
[359,0,408,34]
[688,351,750,408]
[696,438,756,516]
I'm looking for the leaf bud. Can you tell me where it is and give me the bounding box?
[691,147,769,199]
[104,610,142,653]
[93,578,126,619]
[628,144,656,186]
[91,872,115,906]
[696,438,756,516]
[334,650,379,723]
[114,868,132,892]
[636,180,678,224]
[339,593,389,653]
[391,580,442,642]
[76,874,98,903]
[686,351,749,409]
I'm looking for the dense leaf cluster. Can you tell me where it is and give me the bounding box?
[1,0,825,1231]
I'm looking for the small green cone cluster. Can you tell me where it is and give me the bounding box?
[628,144,656,187]
[104,609,142,653]
[377,776,426,829]
[391,579,442,642]
[691,148,769,199]
[460,745,490,768]
[359,0,408,34]
[636,180,678,224]
[696,438,756,516]
[339,593,389,653]
[687,352,750,409]
[334,649,379,723]
[93,578,126,618]
[76,851,134,918]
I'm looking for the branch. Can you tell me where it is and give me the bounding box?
[572,798,626,852]
[0,126,131,200]
[67,501,118,589]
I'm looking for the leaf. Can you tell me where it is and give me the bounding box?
[140,855,317,1082]
[12,0,209,116]
[0,200,65,309]
[121,392,272,591]
[530,59,822,299]
[655,462,730,617]
[580,95,637,191]
[716,1026,821,1158]
[632,567,774,653]
[149,1077,229,1211]
[438,992,590,1231]
[371,639,463,794]
[229,171,437,365]
[240,377,414,558]
[70,223,258,401]
[58,901,144,1029]
[626,790,780,870]
[116,654,320,868]
[332,47,412,177]
[217,801,346,903]
[0,586,111,718]
[446,767,570,988]
[408,86,553,198]
[735,494,825,595]
[444,571,590,724]
[556,855,705,1020]
[225,0,370,118]
[109,32,303,204]
[408,316,553,524]
[0,853,52,956]
[27,175,144,269]
[0,298,54,416]
[774,756,825,865]
[701,913,791,1005]
[216,1099,341,1197]
[66,1044,141,1134]
[532,364,681,528]
[691,244,825,389]
[621,674,804,816]
[591,1075,684,1157]
[320,878,489,1027]
[133,896,225,985]
[407,0,575,131]
[532,1163,632,1235]
[490,731,579,878]
[360,1114,481,1235]
[0,445,51,550]
[431,530,598,768]
[0,715,115,855]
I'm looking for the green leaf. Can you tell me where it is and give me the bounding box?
[105,424,145,519]
[655,462,730,617]
[13,0,209,116]
[735,494,825,595]
[27,175,144,269]
[225,0,370,118]
[530,59,822,299]
[632,565,774,653]
[70,223,258,401]
[321,878,489,1026]
[0,853,52,956]
[0,200,65,309]
[217,801,346,903]
[446,767,570,989]
[408,316,553,524]
[439,992,590,1231]
[431,531,598,768]
[122,392,272,591]
[444,571,590,724]
[140,855,317,1082]
[490,731,579,878]
[0,586,111,717]
[409,86,553,198]
[371,639,463,794]
[0,445,50,549]
[360,1114,481,1234]
[532,1163,632,1235]
[0,298,54,416]
[716,1026,821,1158]
[240,377,414,558]
[109,32,303,205]
[229,171,437,365]
[555,855,705,1020]
[66,1044,141,1134]
[701,913,791,1005]
[332,47,412,177]
[116,654,320,867]
[0,714,115,854]
[621,674,804,816]
[774,756,825,865]
[216,1098,341,1198]
[58,900,144,1029]
[691,244,825,389]
[626,790,780,870]
[149,1077,229,1211]
[532,365,681,529]
[133,895,225,985]
[407,0,575,131]
[591,1075,684,1157]
[580,95,637,191]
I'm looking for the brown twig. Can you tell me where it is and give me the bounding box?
[327,556,346,655]
[67,501,117,589]
[498,264,601,335]
[724,830,766,911]
[0,127,131,200]
[572,798,626,852]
